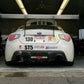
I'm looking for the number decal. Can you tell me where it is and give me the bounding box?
[25,45,33,50]
[26,37,33,41]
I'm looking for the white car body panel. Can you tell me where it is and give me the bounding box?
[5,20,74,65]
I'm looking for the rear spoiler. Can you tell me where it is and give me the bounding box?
[0,14,79,19]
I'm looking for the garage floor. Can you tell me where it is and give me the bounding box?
[0,55,84,84]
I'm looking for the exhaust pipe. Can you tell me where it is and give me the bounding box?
[17,51,24,63]
[18,56,24,63]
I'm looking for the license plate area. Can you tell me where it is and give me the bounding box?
[31,56,48,60]
[30,52,48,60]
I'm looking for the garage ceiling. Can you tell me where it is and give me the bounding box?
[0,0,79,14]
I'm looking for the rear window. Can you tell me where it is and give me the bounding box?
[47,22,53,25]
[31,22,37,25]
[19,21,59,30]
[25,25,58,30]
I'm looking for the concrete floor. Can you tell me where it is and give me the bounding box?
[0,77,84,84]
[0,55,84,84]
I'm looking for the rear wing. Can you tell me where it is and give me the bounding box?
[0,14,79,19]
[0,14,79,36]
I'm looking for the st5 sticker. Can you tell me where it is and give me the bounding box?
[25,45,33,50]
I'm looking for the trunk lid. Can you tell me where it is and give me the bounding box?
[19,29,60,44]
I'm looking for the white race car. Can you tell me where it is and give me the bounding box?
[5,20,74,66]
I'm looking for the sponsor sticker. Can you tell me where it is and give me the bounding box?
[54,36,59,41]
[34,46,44,49]
[19,45,22,49]
[34,37,45,39]
[45,46,57,49]
[48,36,52,41]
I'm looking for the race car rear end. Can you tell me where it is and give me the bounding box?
[5,28,74,66]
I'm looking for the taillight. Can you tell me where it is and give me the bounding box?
[59,34,71,41]
[8,34,20,41]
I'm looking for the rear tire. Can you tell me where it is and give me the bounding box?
[65,57,75,66]
[5,61,13,66]
[66,61,74,66]
[4,58,13,66]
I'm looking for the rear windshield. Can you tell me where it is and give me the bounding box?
[22,25,58,30]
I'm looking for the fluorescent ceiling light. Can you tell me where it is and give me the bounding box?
[57,10,63,15]
[16,0,28,15]
[57,0,70,15]
[21,9,28,15]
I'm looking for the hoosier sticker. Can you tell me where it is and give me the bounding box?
[45,46,57,49]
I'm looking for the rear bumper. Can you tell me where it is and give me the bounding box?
[12,50,67,62]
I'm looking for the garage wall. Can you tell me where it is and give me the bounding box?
[56,20,79,35]
[79,0,84,29]
[0,19,25,34]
